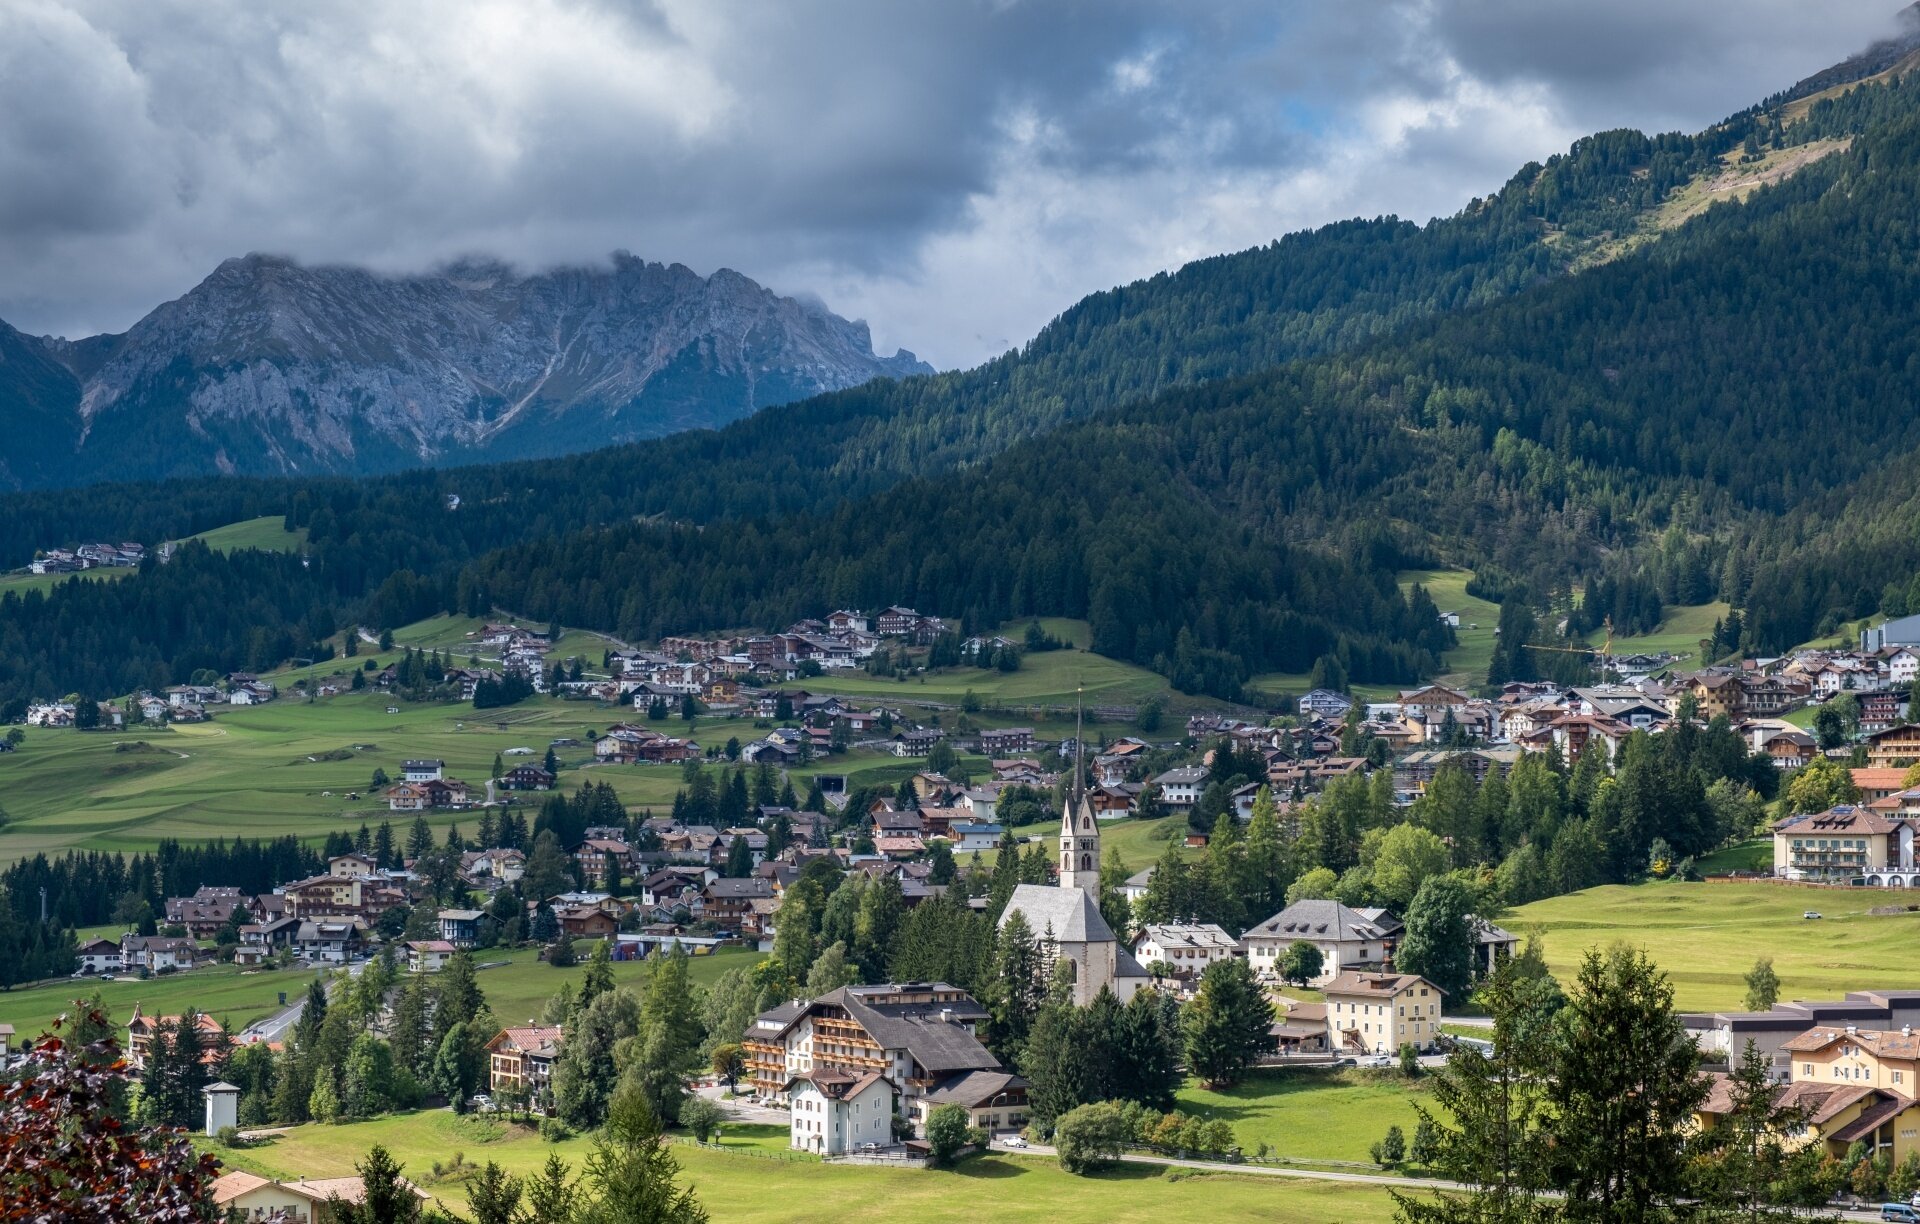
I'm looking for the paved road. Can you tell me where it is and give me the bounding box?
[238,961,365,1044]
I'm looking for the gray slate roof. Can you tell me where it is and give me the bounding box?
[999,884,1114,944]
[1245,899,1395,943]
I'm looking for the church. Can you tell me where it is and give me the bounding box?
[998,788,1151,1006]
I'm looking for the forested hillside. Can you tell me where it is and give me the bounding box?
[5,45,1920,704]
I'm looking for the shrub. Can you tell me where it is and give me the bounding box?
[215,1125,243,1149]
[925,1103,972,1166]
[1054,1102,1131,1175]
[679,1096,724,1144]
[539,1116,574,1143]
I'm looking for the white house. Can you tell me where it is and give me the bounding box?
[402,759,445,782]
[1239,899,1399,985]
[787,1070,896,1154]
[120,935,197,973]
[404,940,456,973]
[946,822,1004,852]
[1889,649,1920,688]
[1150,766,1209,811]
[75,937,121,974]
[1131,923,1238,978]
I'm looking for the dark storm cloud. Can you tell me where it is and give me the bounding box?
[0,0,1905,367]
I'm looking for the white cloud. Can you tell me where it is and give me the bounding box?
[0,0,1904,367]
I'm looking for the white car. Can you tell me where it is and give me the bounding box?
[1803,911,1823,920]
[1001,1135,1028,1148]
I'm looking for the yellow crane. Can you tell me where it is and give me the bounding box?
[1522,617,1614,674]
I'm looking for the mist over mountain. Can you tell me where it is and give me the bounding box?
[0,252,928,489]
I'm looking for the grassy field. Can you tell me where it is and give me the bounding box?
[1587,600,1728,662]
[0,568,132,599]
[182,516,309,555]
[1004,814,1187,874]
[1510,880,1920,1012]
[1398,569,1501,690]
[204,1109,1397,1221]
[1694,839,1771,875]
[0,943,764,1050]
[1177,1069,1438,1164]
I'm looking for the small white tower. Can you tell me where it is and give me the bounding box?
[203,1080,240,1137]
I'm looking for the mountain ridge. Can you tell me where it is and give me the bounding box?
[0,251,928,487]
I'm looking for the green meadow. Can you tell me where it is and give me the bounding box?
[203,1109,1398,1222]
[1510,880,1920,1012]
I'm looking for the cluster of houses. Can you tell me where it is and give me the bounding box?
[1770,757,1920,886]
[25,541,145,574]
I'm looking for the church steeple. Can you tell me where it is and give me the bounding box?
[1059,687,1100,893]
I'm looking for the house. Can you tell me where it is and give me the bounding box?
[557,906,618,939]
[1698,1025,1920,1166]
[120,934,197,974]
[1131,923,1238,979]
[893,728,944,757]
[126,1008,227,1070]
[487,1024,564,1107]
[703,877,775,930]
[401,759,446,782]
[1854,768,1913,803]
[1682,990,1920,1071]
[1868,724,1920,769]
[1150,766,1210,812]
[386,782,431,812]
[910,1069,1029,1137]
[500,764,556,792]
[75,936,121,974]
[1324,970,1446,1055]
[788,1070,898,1154]
[573,839,632,887]
[743,982,998,1115]
[1299,688,1355,719]
[293,918,367,963]
[977,727,1035,755]
[210,1171,425,1224]
[405,939,457,973]
[945,822,1005,852]
[439,909,484,948]
[164,886,248,938]
[329,853,378,879]
[1240,899,1398,984]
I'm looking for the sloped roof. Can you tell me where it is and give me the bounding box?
[999,884,1114,944]
[920,1069,1028,1107]
[1245,899,1393,943]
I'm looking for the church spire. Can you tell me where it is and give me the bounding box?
[1059,685,1099,893]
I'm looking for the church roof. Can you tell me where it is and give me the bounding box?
[999,884,1115,944]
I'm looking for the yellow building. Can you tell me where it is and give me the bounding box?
[1324,970,1445,1056]
[1699,1026,1920,1164]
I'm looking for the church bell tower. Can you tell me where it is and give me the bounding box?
[1058,688,1100,893]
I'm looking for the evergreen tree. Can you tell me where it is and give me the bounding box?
[1183,957,1272,1088]
[577,1084,709,1224]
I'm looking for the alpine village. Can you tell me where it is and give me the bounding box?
[15,8,1920,1224]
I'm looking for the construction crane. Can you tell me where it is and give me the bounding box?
[1523,617,1614,675]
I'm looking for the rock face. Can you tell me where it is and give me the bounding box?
[1,252,928,487]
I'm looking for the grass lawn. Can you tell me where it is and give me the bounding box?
[181,515,309,555]
[1508,880,1920,1012]
[0,962,328,1042]
[1695,839,1771,875]
[206,1109,1398,1221]
[0,944,764,1051]
[1588,600,1728,662]
[1397,569,1501,690]
[1177,1069,1438,1164]
[1003,814,1187,874]
[0,568,131,598]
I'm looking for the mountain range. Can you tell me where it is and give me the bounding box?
[0,253,928,489]
[4,21,1920,710]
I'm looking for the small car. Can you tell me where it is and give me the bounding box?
[1803,910,1823,920]
[1001,1135,1028,1148]
[100,974,116,982]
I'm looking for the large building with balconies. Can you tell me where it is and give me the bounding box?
[742,982,997,1116]
[1772,805,1912,884]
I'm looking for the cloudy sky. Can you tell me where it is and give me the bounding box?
[1,1,1906,368]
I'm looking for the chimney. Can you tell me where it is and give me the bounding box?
[1847,1024,1858,1035]
[940,1008,954,1024]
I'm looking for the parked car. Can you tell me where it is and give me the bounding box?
[1001,1135,1028,1149]
[1879,1203,1920,1222]
[1803,911,1823,920]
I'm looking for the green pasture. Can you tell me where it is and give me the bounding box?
[1177,1068,1439,1164]
[203,1108,1398,1222]
[1509,880,1920,1012]
[182,515,309,555]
